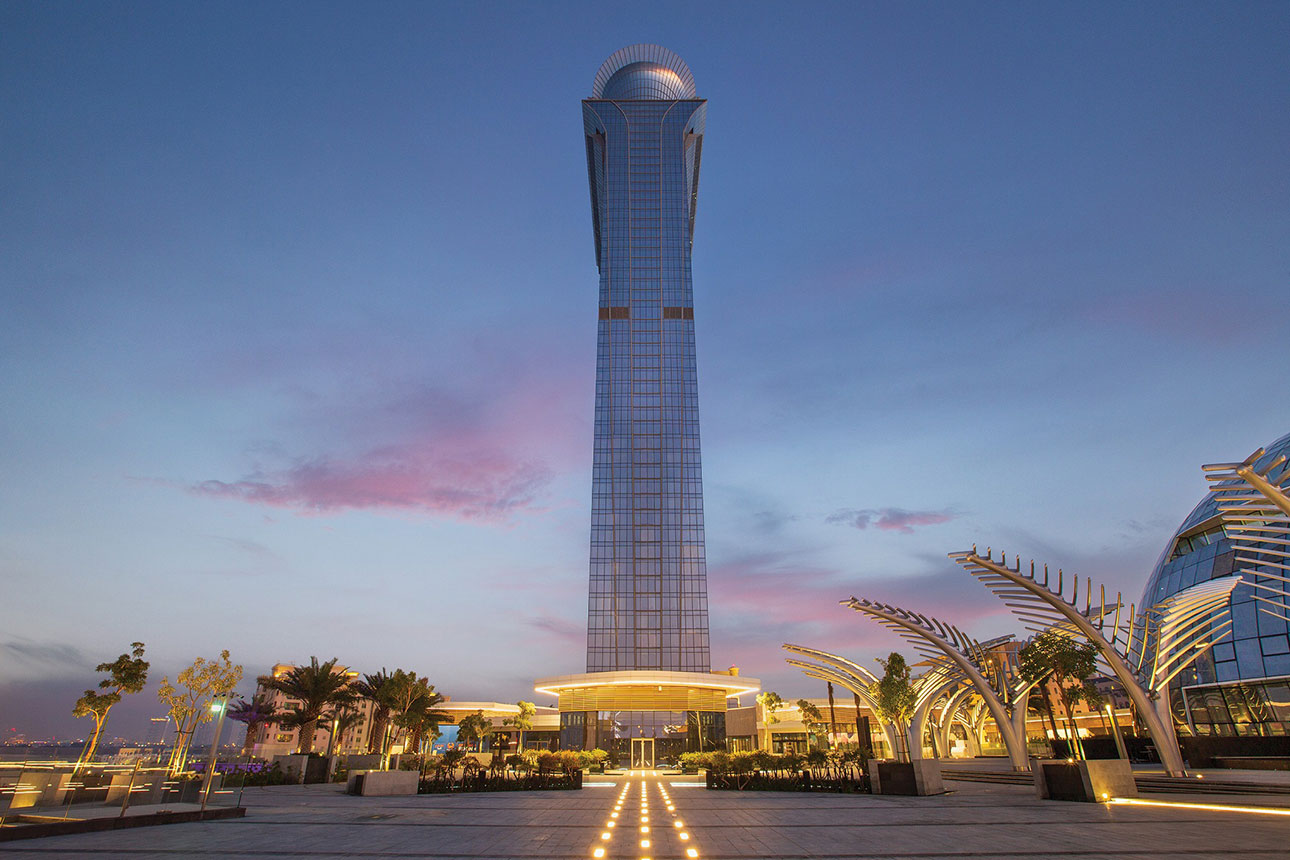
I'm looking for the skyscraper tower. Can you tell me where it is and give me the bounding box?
[582,44,710,673]
[535,46,757,767]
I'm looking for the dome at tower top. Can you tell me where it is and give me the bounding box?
[601,62,689,100]
[592,44,697,100]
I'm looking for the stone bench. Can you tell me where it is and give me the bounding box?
[347,770,418,796]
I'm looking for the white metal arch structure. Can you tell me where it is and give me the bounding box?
[784,662,901,756]
[934,683,980,758]
[840,599,1030,771]
[787,651,981,762]
[782,646,900,755]
[1204,448,1290,623]
[910,665,968,760]
[949,547,1240,776]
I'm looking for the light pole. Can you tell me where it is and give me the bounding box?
[200,697,229,811]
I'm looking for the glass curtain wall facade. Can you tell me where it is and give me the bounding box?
[583,45,711,673]
[1140,430,1290,735]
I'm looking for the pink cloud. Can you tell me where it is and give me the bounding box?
[826,507,957,533]
[704,550,1016,683]
[192,445,551,520]
[187,347,589,519]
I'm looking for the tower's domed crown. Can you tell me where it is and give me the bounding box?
[592,44,697,100]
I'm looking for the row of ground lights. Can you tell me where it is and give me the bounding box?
[593,779,630,859]
[658,780,699,858]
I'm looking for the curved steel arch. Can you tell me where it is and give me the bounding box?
[950,547,1240,776]
[934,683,980,758]
[784,659,901,755]
[1205,448,1290,623]
[841,599,1030,771]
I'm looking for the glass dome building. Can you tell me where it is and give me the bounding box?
[1141,431,1290,736]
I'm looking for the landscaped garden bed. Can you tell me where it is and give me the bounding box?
[415,750,589,793]
[684,750,870,793]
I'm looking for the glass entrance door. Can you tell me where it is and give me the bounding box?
[630,738,655,768]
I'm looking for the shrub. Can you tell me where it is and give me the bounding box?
[729,751,755,774]
[555,750,582,773]
[679,751,707,771]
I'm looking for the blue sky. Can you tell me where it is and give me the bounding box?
[2,0,1287,739]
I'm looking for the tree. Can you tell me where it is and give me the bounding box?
[455,710,491,753]
[796,699,828,750]
[226,692,282,757]
[352,669,395,755]
[323,706,366,757]
[869,652,916,761]
[756,691,784,751]
[262,658,357,755]
[504,701,535,751]
[757,691,784,724]
[157,650,244,773]
[390,676,449,761]
[1018,631,1099,760]
[73,642,149,768]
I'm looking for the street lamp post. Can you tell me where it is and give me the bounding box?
[200,697,229,811]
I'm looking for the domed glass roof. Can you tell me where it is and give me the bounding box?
[592,44,696,100]
[1138,430,1290,685]
[601,62,690,100]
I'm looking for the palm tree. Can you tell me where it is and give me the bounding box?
[262,658,357,754]
[391,677,450,760]
[351,669,395,755]
[455,710,490,753]
[503,701,535,753]
[324,706,366,757]
[226,690,281,757]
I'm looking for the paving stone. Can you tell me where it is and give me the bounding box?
[0,772,1285,859]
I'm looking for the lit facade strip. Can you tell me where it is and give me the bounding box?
[1109,797,1290,817]
[534,670,760,699]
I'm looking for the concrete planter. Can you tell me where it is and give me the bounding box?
[1033,758,1136,802]
[349,770,419,796]
[868,759,944,796]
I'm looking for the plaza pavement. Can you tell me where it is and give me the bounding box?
[1,770,1287,859]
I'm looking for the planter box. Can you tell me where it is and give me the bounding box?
[1033,758,1135,802]
[343,754,383,772]
[868,759,943,796]
[351,770,419,796]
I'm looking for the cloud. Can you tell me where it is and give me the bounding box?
[192,446,552,520]
[703,550,1016,693]
[205,535,277,557]
[1,638,90,678]
[526,613,584,648]
[751,510,799,533]
[186,372,582,520]
[826,507,958,534]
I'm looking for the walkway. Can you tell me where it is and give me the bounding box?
[2,770,1287,858]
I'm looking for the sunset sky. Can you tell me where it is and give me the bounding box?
[2,0,1288,739]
